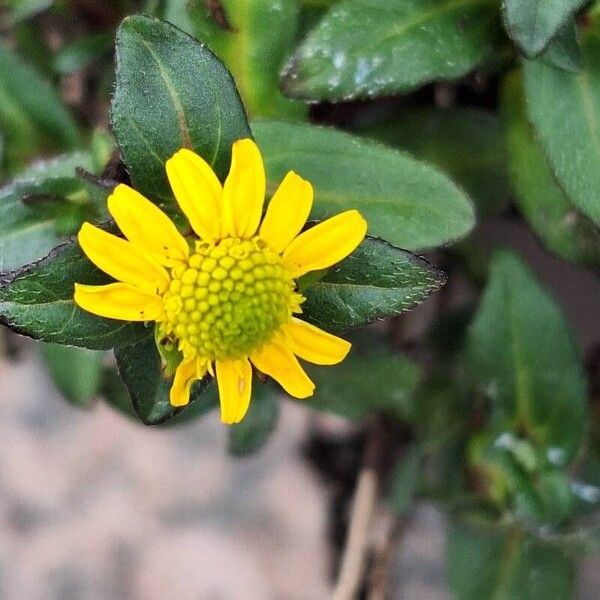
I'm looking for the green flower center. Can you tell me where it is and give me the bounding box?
[161,237,298,361]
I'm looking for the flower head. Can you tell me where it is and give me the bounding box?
[74,139,367,423]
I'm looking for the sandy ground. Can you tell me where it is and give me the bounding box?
[0,343,598,600]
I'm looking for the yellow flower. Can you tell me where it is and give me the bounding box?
[74,139,367,424]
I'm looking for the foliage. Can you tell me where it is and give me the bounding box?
[1,0,599,597]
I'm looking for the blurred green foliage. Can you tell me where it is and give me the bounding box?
[1,1,599,598]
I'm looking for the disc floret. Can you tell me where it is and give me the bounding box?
[161,237,301,362]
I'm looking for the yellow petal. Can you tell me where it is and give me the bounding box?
[222,138,266,238]
[166,148,223,242]
[107,183,189,267]
[78,223,170,294]
[283,317,351,365]
[251,338,315,399]
[282,210,367,278]
[170,357,206,407]
[215,358,253,424]
[74,282,164,321]
[259,171,313,254]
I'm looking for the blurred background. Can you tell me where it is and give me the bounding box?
[0,233,599,599]
[2,1,600,599]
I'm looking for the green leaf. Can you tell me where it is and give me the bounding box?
[253,120,475,251]
[41,343,104,407]
[114,334,217,425]
[448,521,575,600]
[467,250,587,463]
[0,151,96,272]
[523,28,600,225]
[0,239,149,349]
[472,432,575,526]
[502,0,586,56]
[53,32,114,75]
[281,0,499,101]
[540,21,581,72]
[301,236,446,332]
[501,71,600,271]
[162,0,306,119]
[111,15,251,203]
[387,443,423,514]
[0,43,80,169]
[228,384,280,456]
[359,108,509,216]
[8,0,53,24]
[305,349,421,421]
[100,366,137,419]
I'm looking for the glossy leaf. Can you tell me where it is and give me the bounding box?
[41,343,104,407]
[162,0,306,119]
[305,350,421,421]
[448,521,574,600]
[111,15,251,202]
[501,72,600,271]
[253,120,475,251]
[0,151,96,272]
[523,28,600,224]
[301,236,446,332]
[467,250,586,463]
[228,384,280,456]
[281,0,499,101]
[114,335,217,426]
[359,108,509,216]
[502,0,586,56]
[0,44,80,169]
[0,240,149,349]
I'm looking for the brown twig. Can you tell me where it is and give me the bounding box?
[367,513,406,600]
[333,420,386,600]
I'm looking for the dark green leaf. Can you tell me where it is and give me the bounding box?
[305,350,421,421]
[100,366,137,419]
[501,71,600,271]
[448,521,575,600]
[502,0,586,56]
[540,21,581,72]
[41,343,104,407]
[282,0,499,101]
[162,0,306,119]
[111,15,251,202]
[359,108,509,216]
[228,384,280,456]
[467,250,587,463]
[114,334,217,425]
[0,240,149,349]
[523,28,600,224]
[0,44,80,168]
[8,0,53,24]
[53,32,114,75]
[0,151,96,272]
[388,443,423,514]
[301,236,446,332]
[253,120,475,251]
